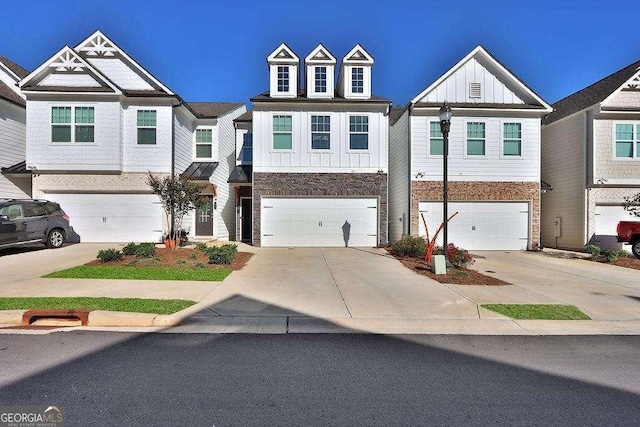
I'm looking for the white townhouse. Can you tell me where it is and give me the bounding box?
[18,30,245,243]
[0,55,31,198]
[246,42,391,247]
[390,46,552,250]
[542,59,640,251]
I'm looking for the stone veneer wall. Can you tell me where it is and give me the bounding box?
[32,172,167,196]
[253,172,388,247]
[411,181,540,249]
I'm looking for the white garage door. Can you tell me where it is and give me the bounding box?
[593,205,637,252]
[261,197,378,247]
[47,193,163,243]
[418,202,529,250]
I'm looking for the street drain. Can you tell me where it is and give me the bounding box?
[22,310,90,327]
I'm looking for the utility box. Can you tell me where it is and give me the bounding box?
[553,217,562,237]
[431,255,447,275]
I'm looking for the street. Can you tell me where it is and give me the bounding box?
[0,332,639,426]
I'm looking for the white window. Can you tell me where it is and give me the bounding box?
[349,115,368,150]
[137,110,157,145]
[277,66,289,92]
[351,67,364,93]
[273,115,292,150]
[429,121,443,156]
[51,106,94,143]
[311,115,330,149]
[466,122,486,156]
[195,128,213,158]
[503,123,522,156]
[614,123,640,158]
[315,66,327,93]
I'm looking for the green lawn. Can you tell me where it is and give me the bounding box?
[482,304,590,320]
[44,265,232,281]
[0,297,196,315]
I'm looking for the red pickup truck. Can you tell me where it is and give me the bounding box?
[617,221,640,258]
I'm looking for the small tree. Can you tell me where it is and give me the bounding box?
[148,173,207,249]
[623,193,640,218]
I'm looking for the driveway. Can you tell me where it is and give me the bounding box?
[462,250,640,321]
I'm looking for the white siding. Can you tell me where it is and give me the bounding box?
[540,113,586,249]
[422,58,525,104]
[593,118,640,184]
[388,109,409,242]
[26,99,122,171]
[269,64,298,98]
[0,100,30,198]
[253,109,388,173]
[174,107,195,175]
[122,105,172,172]
[86,58,155,90]
[38,73,102,87]
[411,115,540,181]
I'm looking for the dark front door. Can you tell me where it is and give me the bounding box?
[241,198,252,242]
[195,202,214,236]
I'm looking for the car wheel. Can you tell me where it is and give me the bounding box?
[632,239,640,259]
[46,229,65,249]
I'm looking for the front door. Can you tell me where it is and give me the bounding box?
[196,201,214,236]
[241,198,252,242]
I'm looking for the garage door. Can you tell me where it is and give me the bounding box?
[593,205,637,252]
[261,197,378,247]
[47,193,163,243]
[418,202,529,250]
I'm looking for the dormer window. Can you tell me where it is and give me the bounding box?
[315,67,327,93]
[277,66,289,92]
[352,67,364,94]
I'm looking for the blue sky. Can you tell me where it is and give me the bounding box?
[1,0,639,105]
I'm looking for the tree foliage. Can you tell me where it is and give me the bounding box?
[623,193,640,218]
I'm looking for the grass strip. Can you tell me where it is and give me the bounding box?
[44,265,232,281]
[482,304,590,320]
[0,297,195,315]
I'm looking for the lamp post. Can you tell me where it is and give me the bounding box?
[439,102,452,264]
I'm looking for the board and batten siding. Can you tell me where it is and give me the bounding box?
[26,99,122,171]
[540,113,586,250]
[411,115,540,181]
[423,57,525,105]
[252,110,388,173]
[0,100,29,198]
[388,109,409,242]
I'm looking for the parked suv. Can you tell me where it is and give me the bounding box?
[0,199,72,250]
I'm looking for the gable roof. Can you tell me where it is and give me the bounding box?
[342,44,374,64]
[305,44,337,64]
[267,42,299,64]
[0,55,29,79]
[186,102,245,119]
[410,45,551,112]
[543,59,640,125]
[389,105,407,125]
[234,110,253,122]
[0,80,25,107]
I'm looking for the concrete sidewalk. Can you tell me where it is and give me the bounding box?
[1,244,640,334]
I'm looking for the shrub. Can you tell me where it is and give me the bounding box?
[175,259,187,265]
[446,243,474,268]
[602,249,628,263]
[122,242,138,256]
[207,244,238,265]
[195,242,208,252]
[390,235,427,258]
[585,244,601,259]
[135,243,156,258]
[97,249,124,263]
[194,262,206,269]
[188,253,199,260]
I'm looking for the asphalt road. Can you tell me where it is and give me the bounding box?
[0,333,639,426]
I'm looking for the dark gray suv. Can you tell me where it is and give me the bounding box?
[0,199,73,250]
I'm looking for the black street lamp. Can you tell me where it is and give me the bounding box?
[439,102,452,264]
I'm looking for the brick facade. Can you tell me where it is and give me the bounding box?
[32,172,166,197]
[253,172,388,247]
[411,181,540,249]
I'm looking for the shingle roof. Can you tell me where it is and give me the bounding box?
[251,91,391,104]
[186,102,245,118]
[228,165,252,184]
[414,102,547,110]
[0,80,25,107]
[389,105,407,126]
[544,59,640,125]
[1,161,28,174]
[180,162,219,180]
[21,85,115,93]
[0,56,29,79]
[234,110,253,122]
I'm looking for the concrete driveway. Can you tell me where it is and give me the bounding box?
[462,250,640,321]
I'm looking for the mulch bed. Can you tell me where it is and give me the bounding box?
[396,257,512,286]
[87,247,252,270]
[589,256,640,271]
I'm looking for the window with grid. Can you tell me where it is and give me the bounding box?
[311,115,330,149]
[349,116,368,150]
[51,106,94,143]
[273,115,292,149]
[137,110,157,145]
[277,66,289,92]
[314,66,327,93]
[351,67,364,93]
[429,122,443,155]
[503,123,522,156]
[615,123,640,158]
[466,122,486,156]
[241,132,253,163]
[195,128,213,158]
